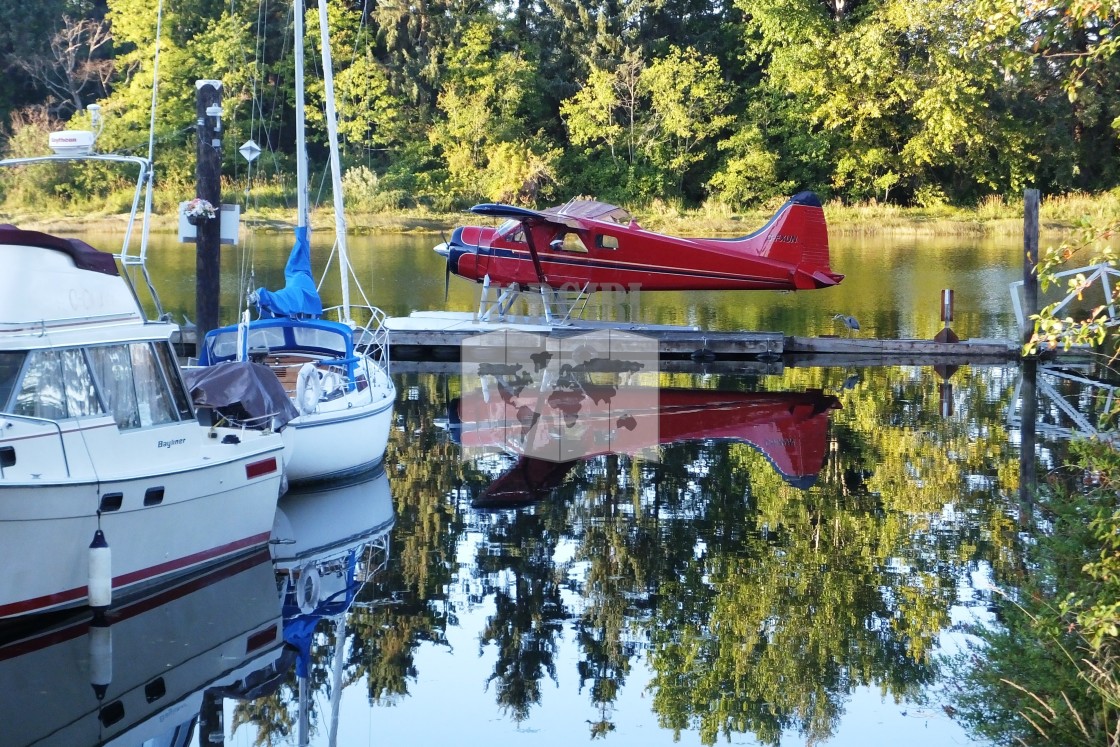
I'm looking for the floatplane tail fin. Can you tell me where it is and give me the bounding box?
[721,191,841,289]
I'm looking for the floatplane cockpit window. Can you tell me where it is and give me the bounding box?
[551,232,589,253]
[497,219,526,243]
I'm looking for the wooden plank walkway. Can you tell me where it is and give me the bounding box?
[383,311,1022,364]
[174,312,1032,366]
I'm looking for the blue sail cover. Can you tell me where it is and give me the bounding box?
[255,226,323,317]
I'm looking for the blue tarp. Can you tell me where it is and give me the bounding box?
[255,226,323,318]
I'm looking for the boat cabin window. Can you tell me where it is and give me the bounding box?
[291,326,348,356]
[0,351,25,412]
[596,234,619,250]
[87,343,178,429]
[154,341,195,420]
[497,219,526,243]
[10,349,103,420]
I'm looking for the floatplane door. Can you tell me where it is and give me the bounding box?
[475,228,492,281]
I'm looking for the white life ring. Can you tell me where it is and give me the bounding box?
[295,363,322,415]
[296,565,320,614]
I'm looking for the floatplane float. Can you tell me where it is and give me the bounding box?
[413,191,842,331]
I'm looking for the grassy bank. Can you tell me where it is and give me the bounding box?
[3,189,1116,238]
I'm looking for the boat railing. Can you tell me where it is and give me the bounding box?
[205,409,285,434]
[0,312,142,336]
[0,413,71,478]
[322,304,392,378]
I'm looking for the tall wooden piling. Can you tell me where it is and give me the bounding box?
[1022,189,1040,348]
[194,80,223,343]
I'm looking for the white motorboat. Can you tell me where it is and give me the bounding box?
[192,0,395,485]
[0,129,288,620]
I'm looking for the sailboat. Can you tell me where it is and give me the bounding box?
[194,0,396,485]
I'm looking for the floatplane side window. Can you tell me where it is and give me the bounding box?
[9,349,102,421]
[596,234,619,249]
[552,232,589,253]
[87,343,178,430]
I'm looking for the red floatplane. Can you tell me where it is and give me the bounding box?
[435,191,843,322]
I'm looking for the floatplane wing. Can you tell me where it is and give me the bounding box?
[435,192,844,322]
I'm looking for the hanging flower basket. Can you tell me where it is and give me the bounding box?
[184,197,217,225]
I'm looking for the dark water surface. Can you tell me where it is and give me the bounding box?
[10,230,1079,746]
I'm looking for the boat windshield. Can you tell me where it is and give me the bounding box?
[206,323,350,362]
[8,349,102,421]
[1,343,191,427]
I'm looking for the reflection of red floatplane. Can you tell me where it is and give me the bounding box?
[449,388,841,506]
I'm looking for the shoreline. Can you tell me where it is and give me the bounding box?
[4,205,1085,239]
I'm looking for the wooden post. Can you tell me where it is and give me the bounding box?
[1022,189,1040,348]
[195,80,223,344]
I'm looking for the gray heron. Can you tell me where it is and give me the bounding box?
[833,314,860,336]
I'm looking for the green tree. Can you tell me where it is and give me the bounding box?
[429,17,558,205]
[638,45,734,198]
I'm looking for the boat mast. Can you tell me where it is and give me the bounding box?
[293,0,309,230]
[316,0,352,322]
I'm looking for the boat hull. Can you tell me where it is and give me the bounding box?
[0,429,283,619]
[283,395,394,484]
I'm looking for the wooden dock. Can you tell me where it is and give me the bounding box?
[383,311,1022,365]
[174,312,1028,367]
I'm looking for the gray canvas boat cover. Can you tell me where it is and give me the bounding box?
[183,360,299,429]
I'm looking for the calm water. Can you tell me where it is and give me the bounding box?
[7,229,1085,746]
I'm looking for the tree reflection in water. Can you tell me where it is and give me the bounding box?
[233,364,1035,745]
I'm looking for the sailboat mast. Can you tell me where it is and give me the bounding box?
[293,0,309,229]
[316,0,352,319]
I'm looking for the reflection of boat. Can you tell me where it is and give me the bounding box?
[0,550,286,746]
[271,465,395,620]
[450,387,841,505]
[269,465,395,745]
[193,0,394,486]
[0,128,286,620]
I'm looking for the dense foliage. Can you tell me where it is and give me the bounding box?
[950,439,1120,746]
[1,0,1118,211]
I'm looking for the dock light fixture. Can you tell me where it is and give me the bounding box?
[205,104,223,133]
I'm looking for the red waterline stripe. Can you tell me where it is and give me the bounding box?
[0,532,271,619]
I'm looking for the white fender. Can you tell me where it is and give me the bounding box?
[295,363,322,415]
[296,565,320,615]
